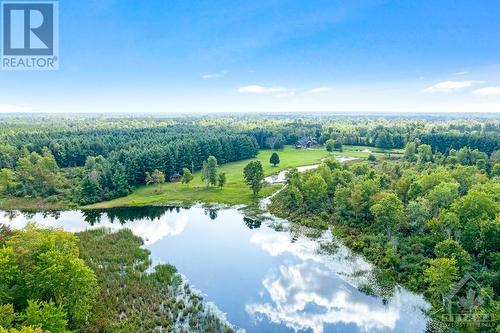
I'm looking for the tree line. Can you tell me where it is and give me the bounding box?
[269,146,499,332]
[0,123,259,205]
[0,116,498,206]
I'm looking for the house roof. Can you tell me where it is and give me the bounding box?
[297,137,317,146]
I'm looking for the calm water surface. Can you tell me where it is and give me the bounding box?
[0,206,429,333]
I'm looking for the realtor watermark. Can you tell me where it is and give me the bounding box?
[1,0,58,70]
[429,274,498,332]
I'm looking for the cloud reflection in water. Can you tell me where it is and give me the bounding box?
[246,231,419,333]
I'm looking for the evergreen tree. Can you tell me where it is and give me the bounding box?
[270,152,280,166]
[80,173,102,205]
[112,163,130,197]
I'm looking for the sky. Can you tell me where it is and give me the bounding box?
[1,0,500,114]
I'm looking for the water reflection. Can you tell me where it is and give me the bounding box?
[244,217,262,230]
[1,207,188,246]
[246,231,429,333]
[82,206,182,225]
[0,206,429,333]
[204,208,219,220]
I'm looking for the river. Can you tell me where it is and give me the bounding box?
[0,204,429,333]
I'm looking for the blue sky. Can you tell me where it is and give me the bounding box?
[1,0,500,113]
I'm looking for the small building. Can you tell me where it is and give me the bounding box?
[170,173,182,183]
[295,137,318,149]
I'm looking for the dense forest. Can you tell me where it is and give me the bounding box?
[0,114,499,332]
[269,142,499,332]
[1,114,498,207]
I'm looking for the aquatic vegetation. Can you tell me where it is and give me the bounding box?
[76,228,238,332]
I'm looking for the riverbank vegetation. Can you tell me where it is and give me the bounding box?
[0,224,237,332]
[269,144,499,331]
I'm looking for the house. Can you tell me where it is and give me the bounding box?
[170,173,182,182]
[295,137,318,149]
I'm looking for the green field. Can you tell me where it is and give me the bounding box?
[0,145,398,210]
[342,145,405,154]
[86,146,325,208]
[87,145,396,209]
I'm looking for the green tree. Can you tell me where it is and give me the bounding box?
[325,139,335,153]
[0,304,15,328]
[145,169,165,185]
[285,185,303,209]
[20,300,69,333]
[406,198,432,229]
[79,172,103,205]
[427,210,461,240]
[367,154,376,162]
[404,142,417,162]
[0,247,17,303]
[302,173,327,212]
[417,144,433,164]
[270,152,280,167]
[323,157,341,170]
[243,161,264,196]
[15,151,60,197]
[424,258,458,306]
[112,163,130,197]
[492,162,500,177]
[217,172,226,188]
[478,217,500,261]
[426,182,459,215]
[434,239,470,275]
[6,225,99,324]
[452,189,497,223]
[0,169,16,195]
[181,168,193,186]
[201,156,218,187]
[370,193,405,237]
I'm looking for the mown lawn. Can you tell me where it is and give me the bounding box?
[87,145,394,209]
[86,146,329,208]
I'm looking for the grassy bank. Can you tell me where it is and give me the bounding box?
[0,196,77,211]
[87,145,394,209]
[86,146,330,208]
[0,145,393,211]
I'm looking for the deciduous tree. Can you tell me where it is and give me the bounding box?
[181,168,193,186]
[243,161,264,196]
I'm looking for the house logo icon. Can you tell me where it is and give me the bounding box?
[428,273,496,332]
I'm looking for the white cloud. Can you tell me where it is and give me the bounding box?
[308,87,332,93]
[276,91,296,98]
[237,85,285,94]
[423,80,481,93]
[202,70,228,79]
[472,86,500,96]
[454,71,469,76]
[0,104,32,112]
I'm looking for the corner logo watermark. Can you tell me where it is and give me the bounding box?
[1,0,58,70]
[428,273,497,332]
